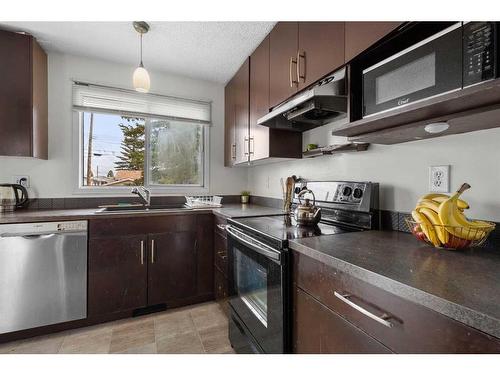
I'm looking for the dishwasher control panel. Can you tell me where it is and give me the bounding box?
[0,220,87,236]
[57,221,88,232]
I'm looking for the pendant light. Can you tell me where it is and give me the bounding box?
[132,21,151,93]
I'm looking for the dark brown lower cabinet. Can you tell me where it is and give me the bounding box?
[213,215,229,315]
[147,231,197,305]
[214,267,229,301]
[293,287,391,353]
[293,251,500,353]
[88,235,148,317]
[88,214,213,319]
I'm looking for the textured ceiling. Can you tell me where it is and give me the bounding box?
[0,21,276,84]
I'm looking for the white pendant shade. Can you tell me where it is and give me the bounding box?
[133,65,150,93]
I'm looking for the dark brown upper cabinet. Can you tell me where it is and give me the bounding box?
[269,22,346,108]
[248,36,302,162]
[224,78,236,167]
[0,29,48,159]
[224,58,250,167]
[224,59,249,167]
[249,35,271,162]
[233,58,250,165]
[297,22,345,90]
[269,22,299,108]
[344,22,403,63]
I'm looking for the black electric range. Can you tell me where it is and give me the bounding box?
[225,180,379,354]
[230,214,355,244]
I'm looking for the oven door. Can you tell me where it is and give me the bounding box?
[226,225,285,354]
[363,23,463,117]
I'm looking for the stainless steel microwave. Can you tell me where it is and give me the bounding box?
[362,22,498,118]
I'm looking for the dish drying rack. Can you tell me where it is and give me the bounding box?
[185,195,223,208]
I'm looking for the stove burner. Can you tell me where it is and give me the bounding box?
[230,214,355,242]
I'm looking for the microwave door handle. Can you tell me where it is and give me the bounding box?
[226,225,281,262]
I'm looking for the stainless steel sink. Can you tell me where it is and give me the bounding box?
[95,204,193,214]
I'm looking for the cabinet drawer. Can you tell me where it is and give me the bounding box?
[214,215,228,238]
[90,215,197,237]
[293,287,391,353]
[214,232,228,277]
[293,251,500,353]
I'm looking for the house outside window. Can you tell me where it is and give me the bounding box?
[73,82,210,193]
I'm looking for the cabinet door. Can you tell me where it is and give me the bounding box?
[0,30,32,157]
[147,231,198,305]
[224,79,236,167]
[88,235,148,317]
[345,22,403,62]
[249,35,270,161]
[214,231,228,277]
[233,58,250,165]
[298,22,345,89]
[214,267,228,301]
[269,22,299,108]
[293,287,391,354]
[196,214,214,297]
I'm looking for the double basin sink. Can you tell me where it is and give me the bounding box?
[95,204,193,214]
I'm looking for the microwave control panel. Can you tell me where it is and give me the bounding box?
[463,22,497,87]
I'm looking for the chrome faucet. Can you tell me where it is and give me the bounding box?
[131,186,151,206]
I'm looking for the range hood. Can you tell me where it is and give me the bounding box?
[257,67,347,132]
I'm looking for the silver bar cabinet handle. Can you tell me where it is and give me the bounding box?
[231,143,236,160]
[249,137,255,155]
[140,240,144,265]
[334,291,394,328]
[297,50,306,82]
[289,56,298,87]
[151,239,155,264]
[244,137,249,156]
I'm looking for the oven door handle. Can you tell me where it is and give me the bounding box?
[226,225,281,263]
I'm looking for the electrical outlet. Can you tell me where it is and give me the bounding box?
[13,175,30,188]
[429,166,449,193]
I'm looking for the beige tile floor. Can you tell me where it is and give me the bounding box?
[0,302,235,354]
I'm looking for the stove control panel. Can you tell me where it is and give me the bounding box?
[335,183,366,204]
[293,180,378,213]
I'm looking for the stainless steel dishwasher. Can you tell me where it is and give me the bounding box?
[0,221,87,334]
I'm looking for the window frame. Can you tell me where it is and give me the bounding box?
[72,110,210,195]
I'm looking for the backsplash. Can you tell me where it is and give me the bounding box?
[247,123,500,222]
[251,195,500,250]
[26,195,240,210]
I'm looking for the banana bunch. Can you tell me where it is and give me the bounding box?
[411,183,495,248]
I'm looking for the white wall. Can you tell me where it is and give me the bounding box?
[248,120,500,221]
[2,52,499,220]
[0,53,247,198]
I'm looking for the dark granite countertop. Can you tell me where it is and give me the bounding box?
[289,230,500,339]
[0,204,285,224]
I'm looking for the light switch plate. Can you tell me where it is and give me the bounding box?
[13,175,30,188]
[429,165,449,193]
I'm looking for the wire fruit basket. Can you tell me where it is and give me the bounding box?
[405,218,495,250]
[185,195,223,208]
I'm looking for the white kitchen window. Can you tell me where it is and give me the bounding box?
[72,82,210,193]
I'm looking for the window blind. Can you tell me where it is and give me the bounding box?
[72,82,211,125]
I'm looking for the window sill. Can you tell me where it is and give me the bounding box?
[72,185,210,196]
